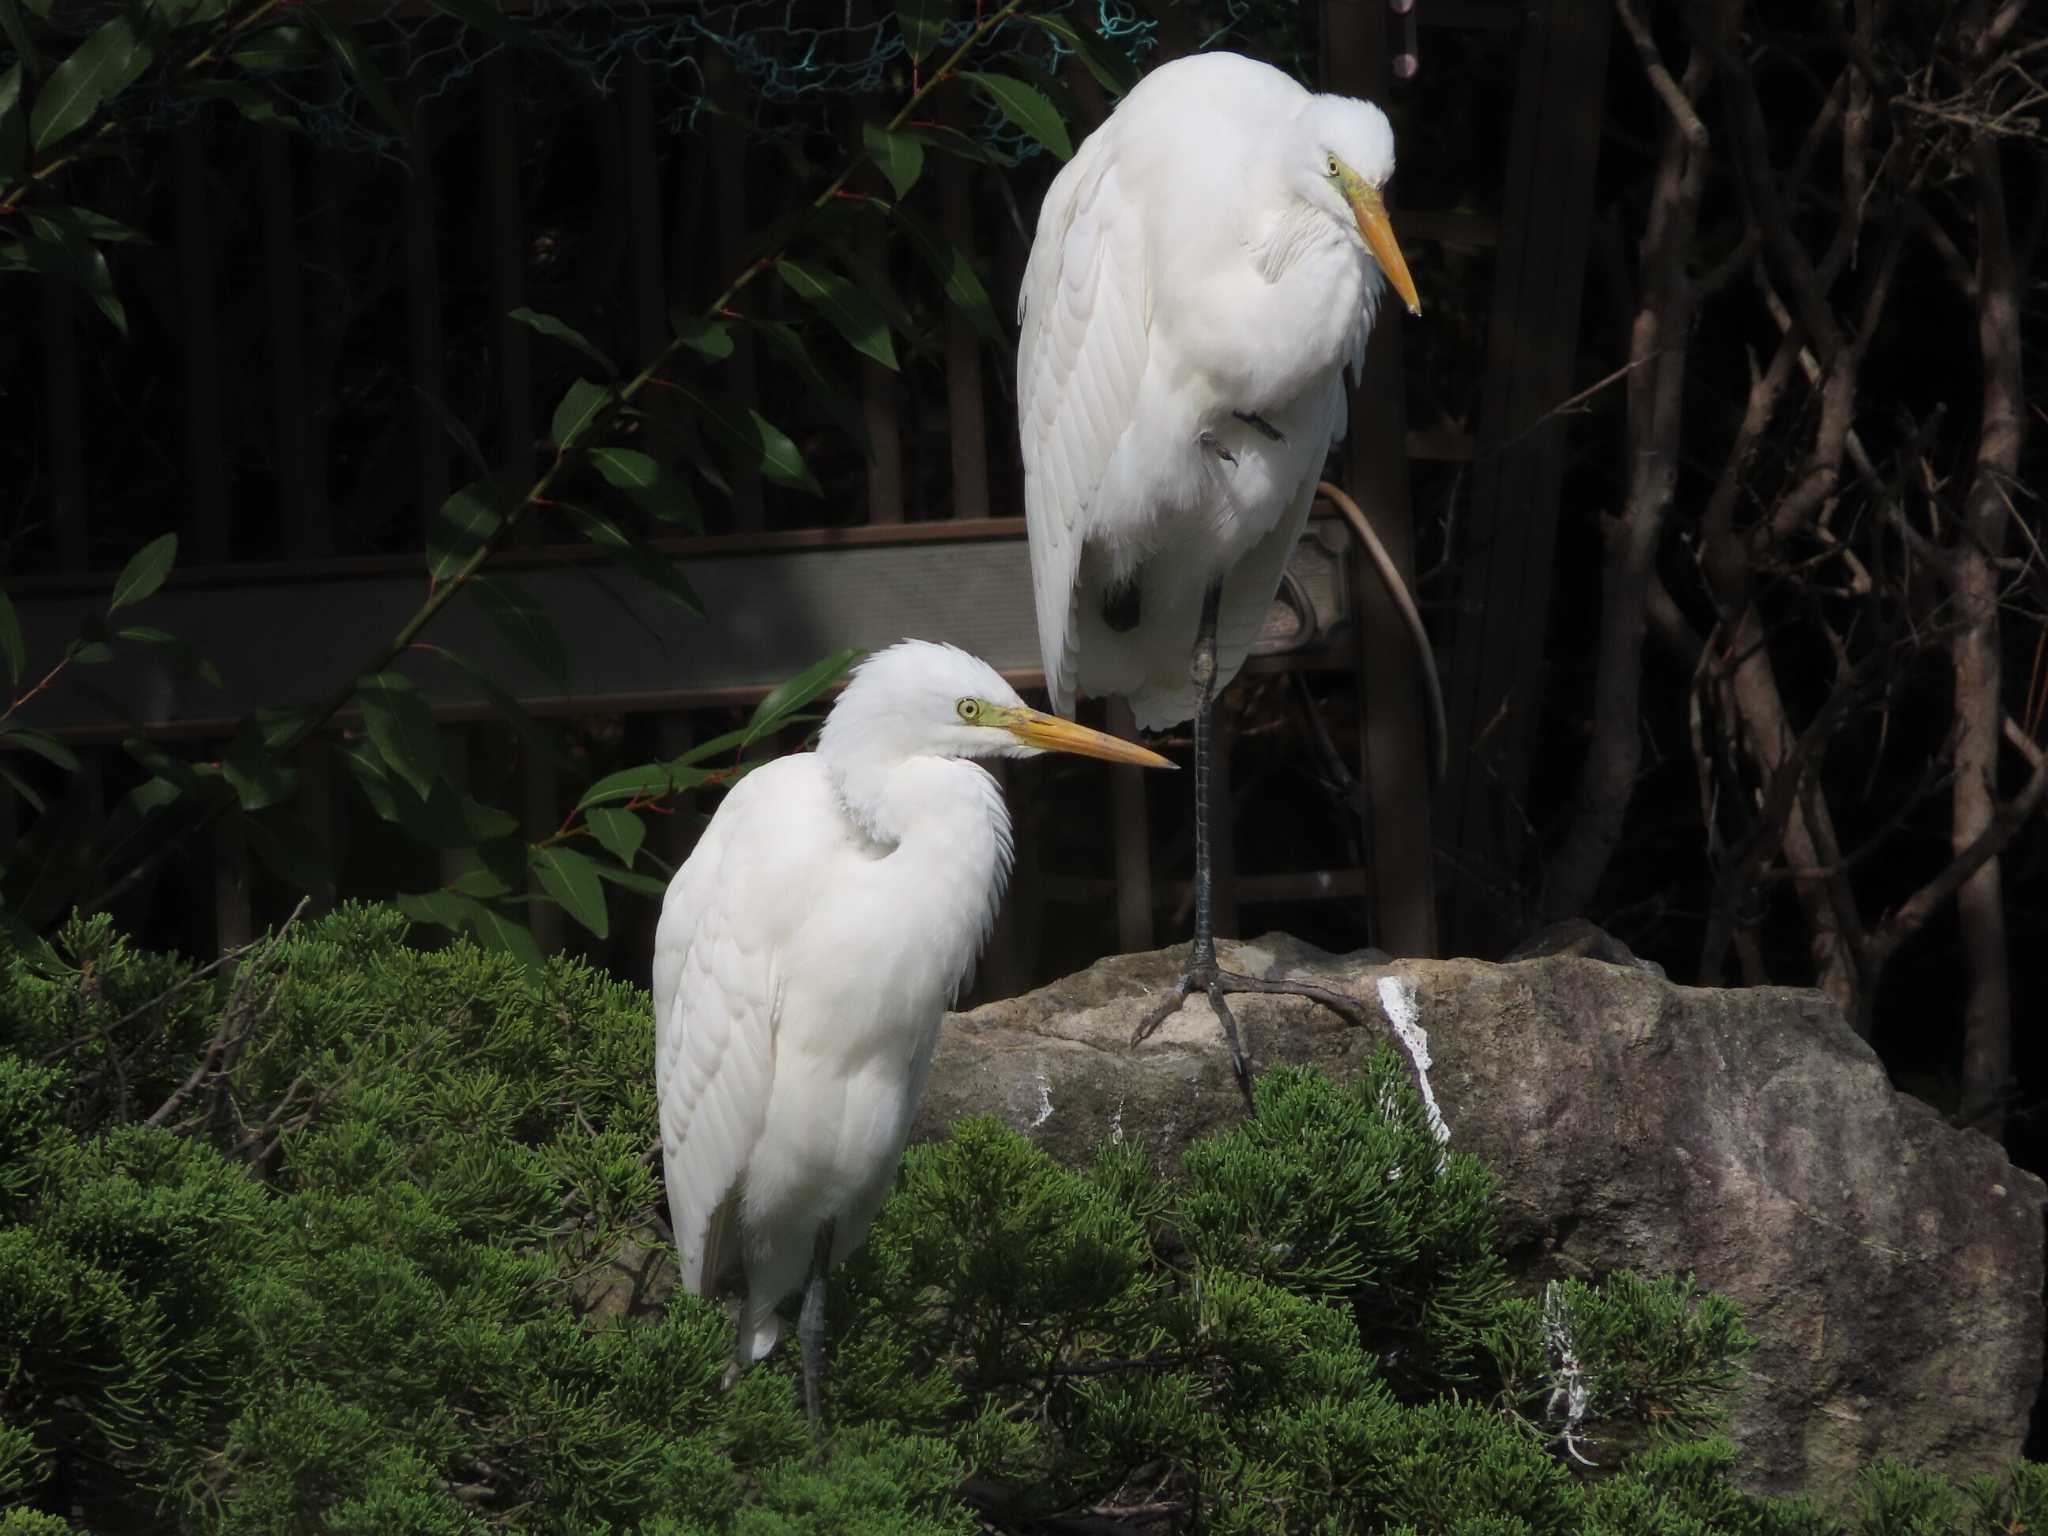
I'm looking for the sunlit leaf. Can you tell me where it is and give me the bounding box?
[584,806,645,867]
[863,121,925,200]
[591,447,700,529]
[750,318,867,453]
[0,4,38,82]
[425,0,536,52]
[30,13,152,152]
[24,209,125,335]
[221,718,294,811]
[565,506,702,615]
[530,844,608,938]
[896,206,1003,343]
[186,79,298,128]
[116,626,223,688]
[244,809,328,891]
[303,9,406,140]
[1,762,45,813]
[550,377,612,450]
[1026,13,1139,96]
[677,388,820,496]
[427,479,503,581]
[229,24,325,72]
[511,306,617,377]
[746,649,861,741]
[469,576,567,686]
[778,257,898,371]
[896,0,948,62]
[960,71,1072,160]
[395,888,469,931]
[355,671,441,799]
[671,313,734,359]
[573,760,712,812]
[592,861,666,896]
[1,728,79,773]
[429,646,568,768]
[900,122,1014,167]
[108,532,176,612]
[462,898,546,972]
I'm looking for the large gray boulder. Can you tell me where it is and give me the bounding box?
[913,934,2045,1498]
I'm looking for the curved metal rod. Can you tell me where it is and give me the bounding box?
[1317,479,1449,786]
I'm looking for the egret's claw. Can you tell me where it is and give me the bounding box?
[1131,957,1419,1120]
[1232,410,1285,443]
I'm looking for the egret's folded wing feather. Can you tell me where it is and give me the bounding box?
[652,769,786,1298]
[1019,134,1149,718]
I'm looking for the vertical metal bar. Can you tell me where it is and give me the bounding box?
[42,284,86,570]
[1323,0,1437,958]
[1107,697,1155,951]
[177,121,228,560]
[483,51,536,524]
[259,126,316,556]
[941,157,989,521]
[404,99,450,538]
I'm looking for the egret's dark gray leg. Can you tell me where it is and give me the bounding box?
[1131,587,1419,1117]
[799,1218,836,1439]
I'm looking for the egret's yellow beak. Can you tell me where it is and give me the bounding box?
[1340,172,1421,318]
[993,706,1176,769]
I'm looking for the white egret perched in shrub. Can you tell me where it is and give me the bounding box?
[652,639,1172,1430]
[1018,51,1422,1108]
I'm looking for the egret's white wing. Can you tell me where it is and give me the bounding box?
[652,757,824,1298]
[1018,131,1149,718]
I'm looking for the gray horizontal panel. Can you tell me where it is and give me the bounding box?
[10,517,1352,741]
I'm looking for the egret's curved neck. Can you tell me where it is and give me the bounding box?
[825,753,1015,997]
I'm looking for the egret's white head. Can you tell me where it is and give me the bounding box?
[818,640,1173,772]
[1298,94,1420,316]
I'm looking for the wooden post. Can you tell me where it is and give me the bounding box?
[942,158,989,521]
[1323,0,1437,958]
[483,51,536,525]
[1437,0,1612,953]
[176,120,228,560]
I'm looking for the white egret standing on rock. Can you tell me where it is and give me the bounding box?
[652,639,1173,1432]
[1018,51,1423,1110]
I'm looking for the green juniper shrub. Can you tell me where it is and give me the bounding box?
[0,905,2040,1533]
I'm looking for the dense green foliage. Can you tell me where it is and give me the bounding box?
[2,906,2042,1532]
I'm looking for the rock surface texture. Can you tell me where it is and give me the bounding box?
[912,934,2046,1497]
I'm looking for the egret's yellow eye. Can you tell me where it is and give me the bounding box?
[956,698,982,722]
[1326,152,1340,177]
